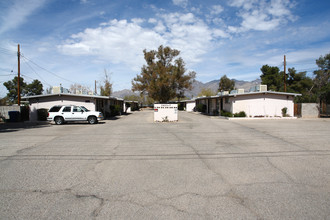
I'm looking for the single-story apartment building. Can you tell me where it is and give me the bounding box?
[22,93,124,121]
[196,85,301,118]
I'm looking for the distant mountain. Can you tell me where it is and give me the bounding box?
[111,89,138,98]
[112,78,262,99]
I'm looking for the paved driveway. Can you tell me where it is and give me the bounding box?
[0,111,329,219]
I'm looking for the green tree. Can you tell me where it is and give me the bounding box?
[260,65,282,91]
[3,77,43,104]
[25,79,43,96]
[100,69,112,97]
[314,53,330,103]
[198,88,216,97]
[286,68,316,103]
[132,45,196,103]
[3,76,27,104]
[218,75,235,92]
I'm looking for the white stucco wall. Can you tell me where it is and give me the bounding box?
[186,102,196,112]
[232,94,294,117]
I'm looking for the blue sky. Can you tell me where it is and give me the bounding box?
[1,0,330,97]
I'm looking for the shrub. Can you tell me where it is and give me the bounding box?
[221,110,233,117]
[213,109,219,116]
[110,105,122,116]
[196,104,206,113]
[281,107,288,117]
[37,108,48,121]
[234,111,246,117]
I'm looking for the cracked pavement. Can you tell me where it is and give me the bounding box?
[0,110,330,219]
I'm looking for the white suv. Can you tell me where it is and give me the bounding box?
[47,105,103,125]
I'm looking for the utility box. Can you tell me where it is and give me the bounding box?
[154,104,178,122]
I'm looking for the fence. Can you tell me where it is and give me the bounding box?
[0,106,20,119]
[294,103,330,118]
[0,106,29,121]
[320,103,330,117]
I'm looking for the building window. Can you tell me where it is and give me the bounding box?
[225,97,229,104]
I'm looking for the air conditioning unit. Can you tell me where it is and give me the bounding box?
[260,85,267,92]
[249,85,268,92]
[52,86,61,94]
[237,89,245,94]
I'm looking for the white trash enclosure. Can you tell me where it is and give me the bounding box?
[154,104,178,122]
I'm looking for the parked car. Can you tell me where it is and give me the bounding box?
[47,105,103,125]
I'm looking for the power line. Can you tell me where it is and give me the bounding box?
[21,57,53,87]
[20,54,76,84]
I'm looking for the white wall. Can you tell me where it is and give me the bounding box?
[186,102,196,112]
[232,94,294,117]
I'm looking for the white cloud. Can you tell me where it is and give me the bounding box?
[172,0,188,8]
[58,12,229,70]
[0,0,47,35]
[227,0,296,32]
[58,19,165,70]
[210,5,224,15]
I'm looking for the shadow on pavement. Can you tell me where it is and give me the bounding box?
[0,121,51,133]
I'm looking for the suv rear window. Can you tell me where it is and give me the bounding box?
[49,106,62,112]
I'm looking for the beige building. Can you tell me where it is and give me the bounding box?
[196,86,301,118]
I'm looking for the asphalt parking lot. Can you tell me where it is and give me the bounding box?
[0,110,329,219]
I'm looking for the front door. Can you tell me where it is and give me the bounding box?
[71,106,86,120]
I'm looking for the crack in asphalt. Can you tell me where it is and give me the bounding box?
[158,123,263,219]
[266,157,295,183]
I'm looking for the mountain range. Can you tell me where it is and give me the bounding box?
[112,78,262,99]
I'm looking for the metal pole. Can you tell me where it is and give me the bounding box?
[17,44,21,105]
[284,55,286,92]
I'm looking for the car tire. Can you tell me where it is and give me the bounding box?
[54,116,64,125]
[88,116,97,124]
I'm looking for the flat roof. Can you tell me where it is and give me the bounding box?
[195,91,301,100]
[21,93,124,101]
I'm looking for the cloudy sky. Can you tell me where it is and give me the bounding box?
[1,0,330,97]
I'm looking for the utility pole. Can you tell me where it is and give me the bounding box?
[17,44,21,105]
[284,55,287,92]
[95,80,97,95]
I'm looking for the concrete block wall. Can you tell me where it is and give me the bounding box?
[301,103,319,118]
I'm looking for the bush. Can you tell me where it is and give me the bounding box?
[234,111,246,117]
[213,109,219,116]
[196,104,206,113]
[221,110,233,117]
[110,105,122,116]
[37,108,48,121]
[281,107,288,117]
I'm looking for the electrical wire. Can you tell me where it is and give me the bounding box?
[20,54,76,84]
[21,57,53,87]
[0,47,16,56]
